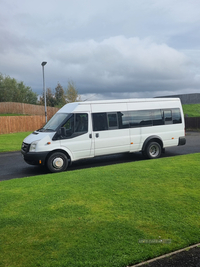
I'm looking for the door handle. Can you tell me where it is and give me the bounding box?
[96,133,99,138]
[89,134,92,138]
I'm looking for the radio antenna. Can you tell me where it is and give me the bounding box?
[83,94,96,101]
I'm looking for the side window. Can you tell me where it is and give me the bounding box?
[92,113,108,131]
[61,113,88,138]
[118,111,129,128]
[130,110,152,127]
[139,110,153,127]
[152,109,164,126]
[163,110,172,124]
[129,111,140,127]
[75,113,88,132]
[62,114,74,138]
[172,108,182,124]
[107,113,118,129]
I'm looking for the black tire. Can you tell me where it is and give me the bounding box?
[145,141,161,159]
[46,152,68,173]
[142,150,147,158]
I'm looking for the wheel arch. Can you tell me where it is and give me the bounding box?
[142,135,163,152]
[45,149,72,165]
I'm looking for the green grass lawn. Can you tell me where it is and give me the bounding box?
[183,104,200,117]
[0,132,31,152]
[1,153,200,267]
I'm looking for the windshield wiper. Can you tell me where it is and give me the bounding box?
[44,129,55,132]
[37,128,45,132]
[36,126,56,132]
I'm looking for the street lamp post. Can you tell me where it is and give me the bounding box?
[41,61,47,123]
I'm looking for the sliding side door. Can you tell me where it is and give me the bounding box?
[92,104,130,156]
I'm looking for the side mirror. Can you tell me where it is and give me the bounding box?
[61,127,66,136]
[57,129,61,136]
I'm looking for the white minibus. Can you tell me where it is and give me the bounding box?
[21,98,186,172]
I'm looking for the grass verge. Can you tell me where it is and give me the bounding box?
[183,104,200,117]
[0,153,200,267]
[0,132,31,152]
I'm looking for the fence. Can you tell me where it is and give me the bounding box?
[0,102,59,134]
[0,102,59,118]
[0,116,46,134]
[185,117,200,130]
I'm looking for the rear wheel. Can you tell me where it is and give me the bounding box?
[46,152,68,173]
[145,142,161,159]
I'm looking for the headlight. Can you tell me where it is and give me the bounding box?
[29,141,38,152]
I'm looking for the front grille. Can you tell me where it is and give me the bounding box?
[21,142,30,153]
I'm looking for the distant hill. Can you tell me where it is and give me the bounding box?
[155,93,200,104]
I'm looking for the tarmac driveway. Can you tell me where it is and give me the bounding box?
[0,131,199,181]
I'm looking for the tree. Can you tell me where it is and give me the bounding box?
[55,82,66,107]
[37,81,81,107]
[65,81,81,103]
[39,88,56,107]
[0,73,37,104]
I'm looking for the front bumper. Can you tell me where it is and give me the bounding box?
[21,150,49,166]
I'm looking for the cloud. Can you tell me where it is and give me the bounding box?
[0,0,200,99]
[0,34,198,98]
[44,36,197,96]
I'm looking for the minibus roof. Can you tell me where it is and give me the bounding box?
[57,98,181,113]
[80,98,180,104]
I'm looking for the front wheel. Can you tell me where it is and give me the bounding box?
[46,152,68,173]
[144,142,162,159]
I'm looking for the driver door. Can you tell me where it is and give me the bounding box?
[60,113,93,160]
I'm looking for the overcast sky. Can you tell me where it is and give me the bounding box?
[1,0,200,100]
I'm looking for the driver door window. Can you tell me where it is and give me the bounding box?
[62,113,88,139]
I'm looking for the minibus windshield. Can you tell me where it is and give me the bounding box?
[38,113,69,132]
